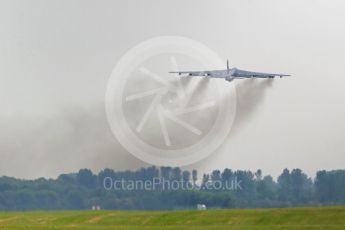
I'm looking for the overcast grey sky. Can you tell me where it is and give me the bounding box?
[1,0,345,179]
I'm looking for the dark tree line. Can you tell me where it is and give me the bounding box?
[0,167,344,210]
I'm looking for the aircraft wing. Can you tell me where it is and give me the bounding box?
[234,69,290,78]
[169,71,215,77]
[169,68,290,79]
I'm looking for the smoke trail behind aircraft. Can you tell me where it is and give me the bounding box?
[231,78,274,133]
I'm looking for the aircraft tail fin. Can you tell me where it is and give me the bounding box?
[227,59,229,72]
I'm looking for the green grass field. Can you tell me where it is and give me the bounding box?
[0,206,344,229]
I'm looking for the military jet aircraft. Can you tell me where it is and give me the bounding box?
[169,60,290,82]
